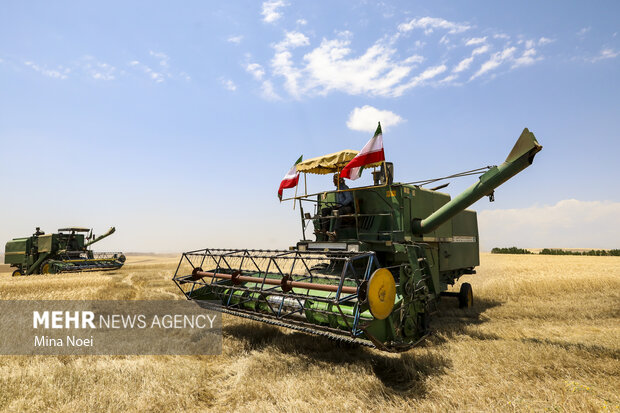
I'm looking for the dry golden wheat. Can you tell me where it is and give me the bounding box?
[0,253,618,412]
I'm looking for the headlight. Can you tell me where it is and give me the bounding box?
[347,244,359,252]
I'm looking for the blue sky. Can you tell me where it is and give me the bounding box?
[1,1,618,252]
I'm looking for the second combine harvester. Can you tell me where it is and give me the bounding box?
[5,227,125,276]
[173,128,542,351]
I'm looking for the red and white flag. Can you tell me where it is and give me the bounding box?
[277,155,303,200]
[340,122,385,180]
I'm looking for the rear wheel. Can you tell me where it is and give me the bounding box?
[458,282,473,309]
[12,268,23,277]
[40,261,52,274]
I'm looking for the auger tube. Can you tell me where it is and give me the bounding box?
[412,128,542,234]
[85,227,116,248]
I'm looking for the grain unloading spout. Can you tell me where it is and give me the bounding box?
[412,128,542,234]
[84,227,116,248]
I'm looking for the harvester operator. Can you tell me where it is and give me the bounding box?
[319,174,354,240]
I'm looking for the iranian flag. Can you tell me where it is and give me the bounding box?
[277,155,303,200]
[340,122,385,180]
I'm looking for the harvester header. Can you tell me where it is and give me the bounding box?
[173,128,542,351]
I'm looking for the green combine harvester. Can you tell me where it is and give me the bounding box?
[173,128,542,351]
[5,227,125,276]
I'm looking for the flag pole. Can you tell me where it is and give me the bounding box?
[337,168,341,191]
[383,160,388,185]
[293,179,298,210]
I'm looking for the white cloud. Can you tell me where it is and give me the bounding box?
[393,65,446,95]
[271,50,302,97]
[296,18,307,26]
[346,105,404,133]
[453,56,474,73]
[221,78,237,91]
[465,36,486,46]
[577,27,591,37]
[439,74,458,84]
[274,31,310,51]
[18,51,186,83]
[227,35,244,44]
[246,63,265,80]
[270,32,307,96]
[302,40,417,97]
[128,51,180,83]
[512,48,541,68]
[268,28,453,98]
[261,80,281,100]
[149,71,165,83]
[538,37,553,45]
[130,60,165,83]
[470,46,516,80]
[590,48,620,62]
[398,16,471,35]
[336,30,353,39]
[452,44,489,74]
[472,45,489,55]
[24,61,70,79]
[149,51,169,67]
[403,55,424,64]
[80,56,116,80]
[262,0,287,23]
[478,199,620,250]
[246,17,548,99]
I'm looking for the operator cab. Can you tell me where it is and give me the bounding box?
[278,150,396,253]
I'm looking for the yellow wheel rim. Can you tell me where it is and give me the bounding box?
[41,264,50,274]
[367,268,396,320]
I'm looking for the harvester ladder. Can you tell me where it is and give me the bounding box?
[406,244,440,313]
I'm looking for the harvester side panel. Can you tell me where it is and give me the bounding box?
[438,210,479,271]
[409,188,451,240]
[4,239,28,265]
[38,234,53,252]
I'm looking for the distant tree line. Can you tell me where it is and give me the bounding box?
[538,248,620,256]
[491,247,620,256]
[491,247,532,254]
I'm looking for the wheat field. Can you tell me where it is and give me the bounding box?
[0,253,618,412]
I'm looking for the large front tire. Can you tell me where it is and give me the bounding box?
[458,282,473,309]
[40,261,52,274]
